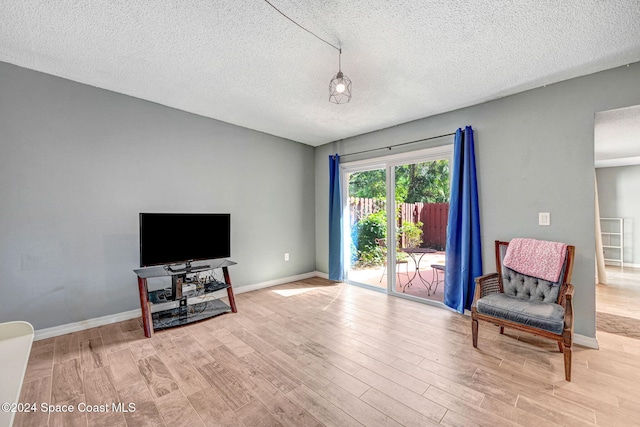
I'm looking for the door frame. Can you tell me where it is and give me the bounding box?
[341,144,454,298]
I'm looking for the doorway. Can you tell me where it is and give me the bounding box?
[345,166,388,292]
[594,104,640,337]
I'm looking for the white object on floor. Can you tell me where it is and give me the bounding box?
[0,321,35,427]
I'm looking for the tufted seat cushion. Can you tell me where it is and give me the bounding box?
[476,293,565,334]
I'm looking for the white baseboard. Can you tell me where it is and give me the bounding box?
[34,271,324,341]
[574,333,599,349]
[605,261,640,269]
[232,271,320,295]
[35,309,141,341]
[315,271,329,279]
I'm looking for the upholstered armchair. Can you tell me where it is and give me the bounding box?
[471,240,575,381]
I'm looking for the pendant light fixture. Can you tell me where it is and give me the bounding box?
[263,0,353,103]
[329,48,352,104]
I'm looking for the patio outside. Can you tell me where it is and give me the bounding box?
[348,251,446,303]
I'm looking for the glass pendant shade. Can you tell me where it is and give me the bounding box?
[329,48,351,104]
[329,70,352,104]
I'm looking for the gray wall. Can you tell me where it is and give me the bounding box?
[316,63,640,338]
[597,165,640,265]
[0,62,316,330]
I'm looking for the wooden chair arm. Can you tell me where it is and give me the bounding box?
[473,273,502,306]
[562,283,574,332]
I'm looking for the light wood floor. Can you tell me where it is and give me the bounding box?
[15,277,640,427]
[597,266,640,320]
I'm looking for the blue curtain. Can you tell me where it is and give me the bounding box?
[328,154,344,281]
[444,126,482,313]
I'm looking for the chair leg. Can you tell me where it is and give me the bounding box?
[499,326,504,335]
[564,346,572,381]
[558,342,564,353]
[472,318,479,348]
[395,263,401,285]
[432,268,440,294]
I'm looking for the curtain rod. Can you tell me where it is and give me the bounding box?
[338,130,460,159]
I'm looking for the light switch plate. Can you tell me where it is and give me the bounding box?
[539,212,550,226]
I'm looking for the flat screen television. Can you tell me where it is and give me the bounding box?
[139,213,230,267]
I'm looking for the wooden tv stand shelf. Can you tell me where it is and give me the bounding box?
[133,259,237,337]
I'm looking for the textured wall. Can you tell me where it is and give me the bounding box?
[0,62,316,330]
[316,63,640,338]
[597,165,640,265]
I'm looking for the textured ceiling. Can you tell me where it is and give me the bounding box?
[595,105,640,168]
[2,1,640,146]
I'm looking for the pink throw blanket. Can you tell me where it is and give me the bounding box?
[503,238,568,283]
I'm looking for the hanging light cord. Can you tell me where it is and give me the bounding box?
[262,0,340,52]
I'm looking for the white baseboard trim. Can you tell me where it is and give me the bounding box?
[35,309,141,341]
[315,271,329,279]
[574,333,599,349]
[232,271,320,295]
[34,271,325,341]
[604,261,640,269]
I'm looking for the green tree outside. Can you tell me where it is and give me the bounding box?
[349,160,449,203]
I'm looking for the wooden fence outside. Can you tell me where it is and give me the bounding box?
[349,197,386,226]
[416,202,449,250]
[350,197,449,250]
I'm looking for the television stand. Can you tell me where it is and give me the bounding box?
[133,259,237,337]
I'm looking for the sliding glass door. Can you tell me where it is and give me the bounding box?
[345,166,389,291]
[342,146,452,302]
[393,160,449,302]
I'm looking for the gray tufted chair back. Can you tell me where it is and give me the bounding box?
[497,243,569,303]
